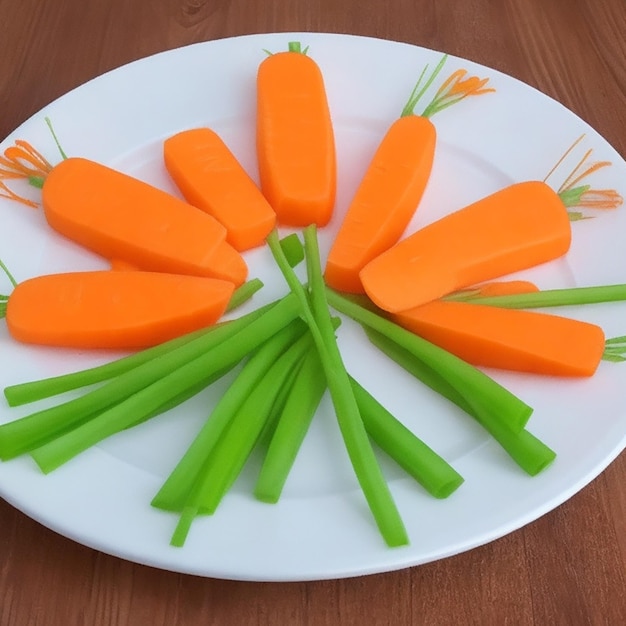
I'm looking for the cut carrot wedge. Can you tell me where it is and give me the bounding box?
[205,240,249,286]
[256,42,336,227]
[360,181,572,312]
[325,115,436,292]
[40,157,247,281]
[324,55,494,294]
[392,299,605,376]
[163,127,276,251]
[108,240,247,287]
[5,270,235,349]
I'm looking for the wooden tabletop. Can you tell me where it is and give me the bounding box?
[2,1,626,623]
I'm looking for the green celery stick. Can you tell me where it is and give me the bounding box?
[365,328,556,476]
[0,298,294,460]
[225,278,264,311]
[279,232,305,267]
[268,227,409,548]
[25,295,301,472]
[254,348,327,503]
[453,283,626,308]
[349,378,464,498]
[151,318,308,512]
[326,288,533,433]
[170,330,315,546]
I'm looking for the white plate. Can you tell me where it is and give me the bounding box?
[1,32,625,582]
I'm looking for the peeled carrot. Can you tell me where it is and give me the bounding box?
[0,127,248,286]
[256,42,336,227]
[360,180,572,313]
[4,270,235,349]
[325,55,494,293]
[163,127,276,251]
[392,299,606,377]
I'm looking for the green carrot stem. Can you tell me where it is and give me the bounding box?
[602,336,626,362]
[4,300,275,408]
[254,348,327,503]
[268,227,409,548]
[0,259,17,288]
[450,283,626,308]
[45,116,68,160]
[349,377,464,498]
[400,55,448,117]
[0,295,299,463]
[287,41,309,55]
[151,318,308,512]
[326,289,533,433]
[365,328,556,476]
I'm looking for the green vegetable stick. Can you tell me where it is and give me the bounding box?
[170,330,315,547]
[452,283,626,308]
[279,232,305,267]
[0,298,293,460]
[349,377,465,498]
[151,319,308,511]
[269,227,409,548]
[224,278,264,311]
[22,295,301,471]
[365,328,556,476]
[326,288,533,433]
[254,348,327,503]
[4,297,275,408]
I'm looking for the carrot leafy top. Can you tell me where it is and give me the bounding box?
[401,54,495,119]
[0,258,17,318]
[0,118,66,208]
[544,134,623,220]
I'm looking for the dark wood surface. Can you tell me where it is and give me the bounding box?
[1,1,626,623]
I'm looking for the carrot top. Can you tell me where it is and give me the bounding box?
[263,41,310,56]
[0,258,17,318]
[0,117,66,208]
[544,134,623,220]
[400,54,495,118]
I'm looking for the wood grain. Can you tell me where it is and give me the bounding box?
[1,0,626,624]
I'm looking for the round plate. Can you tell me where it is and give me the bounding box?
[0,32,625,582]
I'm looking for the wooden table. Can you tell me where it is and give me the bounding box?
[1,1,625,623]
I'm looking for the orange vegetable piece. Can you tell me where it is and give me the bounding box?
[360,181,572,313]
[40,157,250,283]
[325,55,494,294]
[5,270,234,349]
[164,128,276,251]
[256,42,336,227]
[392,299,606,377]
[325,116,436,293]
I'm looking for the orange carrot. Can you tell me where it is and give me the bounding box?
[360,180,572,313]
[0,129,248,286]
[325,55,494,293]
[106,242,247,287]
[4,270,235,349]
[163,127,276,251]
[391,299,606,377]
[256,42,336,227]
